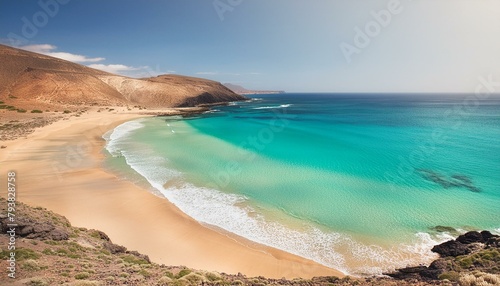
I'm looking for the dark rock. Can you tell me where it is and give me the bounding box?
[431,240,471,257]
[419,269,442,280]
[95,230,110,241]
[0,216,69,241]
[385,266,428,280]
[420,259,447,279]
[399,266,428,273]
[486,237,500,248]
[19,225,34,236]
[428,258,448,271]
[481,230,498,242]
[103,241,127,254]
[32,223,55,233]
[457,231,484,244]
[49,228,69,241]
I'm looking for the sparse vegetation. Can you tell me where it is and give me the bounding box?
[26,277,49,286]
[176,269,192,278]
[121,254,149,265]
[21,259,42,271]
[438,271,460,282]
[63,110,71,113]
[31,109,43,113]
[139,269,151,278]
[459,272,500,286]
[0,104,17,110]
[0,248,40,260]
[74,272,91,280]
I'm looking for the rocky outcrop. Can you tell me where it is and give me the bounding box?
[431,240,472,257]
[386,231,500,281]
[0,214,69,241]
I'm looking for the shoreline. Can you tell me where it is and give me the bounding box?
[0,107,344,279]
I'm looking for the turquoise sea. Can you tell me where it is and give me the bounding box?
[104,93,500,275]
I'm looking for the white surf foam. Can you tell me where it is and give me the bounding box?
[253,104,292,110]
[104,120,454,276]
[104,119,145,156]
[245,98,263,102]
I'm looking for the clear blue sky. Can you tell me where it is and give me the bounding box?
[1,0,499,92]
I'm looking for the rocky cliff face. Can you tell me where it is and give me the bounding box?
[0,44,245,109]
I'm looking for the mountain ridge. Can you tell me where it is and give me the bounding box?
[224,83,285,95]
[0,44,245,109]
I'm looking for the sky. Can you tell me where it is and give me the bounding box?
[1,0,500,92]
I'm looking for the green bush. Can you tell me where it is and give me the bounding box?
[2,105,17,110]
[121,254,149,265]
[21,259,41,271]
[42,248,53,255]
[180,273,206,284]
[26,278,48,286]
[205,272,221,281]
[17,109,27,113]
[157,276,172,285]
[176,269,192,278]
[74,272,90,279]
[0,248,40,260]
[63,110,71,114]
[139,269,151,278]
[438,271,460,281]
[31,109,43,113]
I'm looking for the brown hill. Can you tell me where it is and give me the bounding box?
[0,44,245,109]
[224,83,285,95]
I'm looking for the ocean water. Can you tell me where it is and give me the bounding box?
[104,93,500,275]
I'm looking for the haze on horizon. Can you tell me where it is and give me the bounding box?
[1,0,499,93]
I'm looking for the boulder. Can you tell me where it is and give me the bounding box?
[480,230,498,242]
[431,240,471,257]
[486,237,500,248]
[419,259,448,279]
[385,266,428,280]
[457,231,484,244]
[0,217,68,241]
[103,241,127,254]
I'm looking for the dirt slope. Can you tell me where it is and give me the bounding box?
[0,44,245,109]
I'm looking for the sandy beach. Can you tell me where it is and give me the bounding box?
[0,108,343,279]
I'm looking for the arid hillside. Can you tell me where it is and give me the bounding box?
[0,44,245,110]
